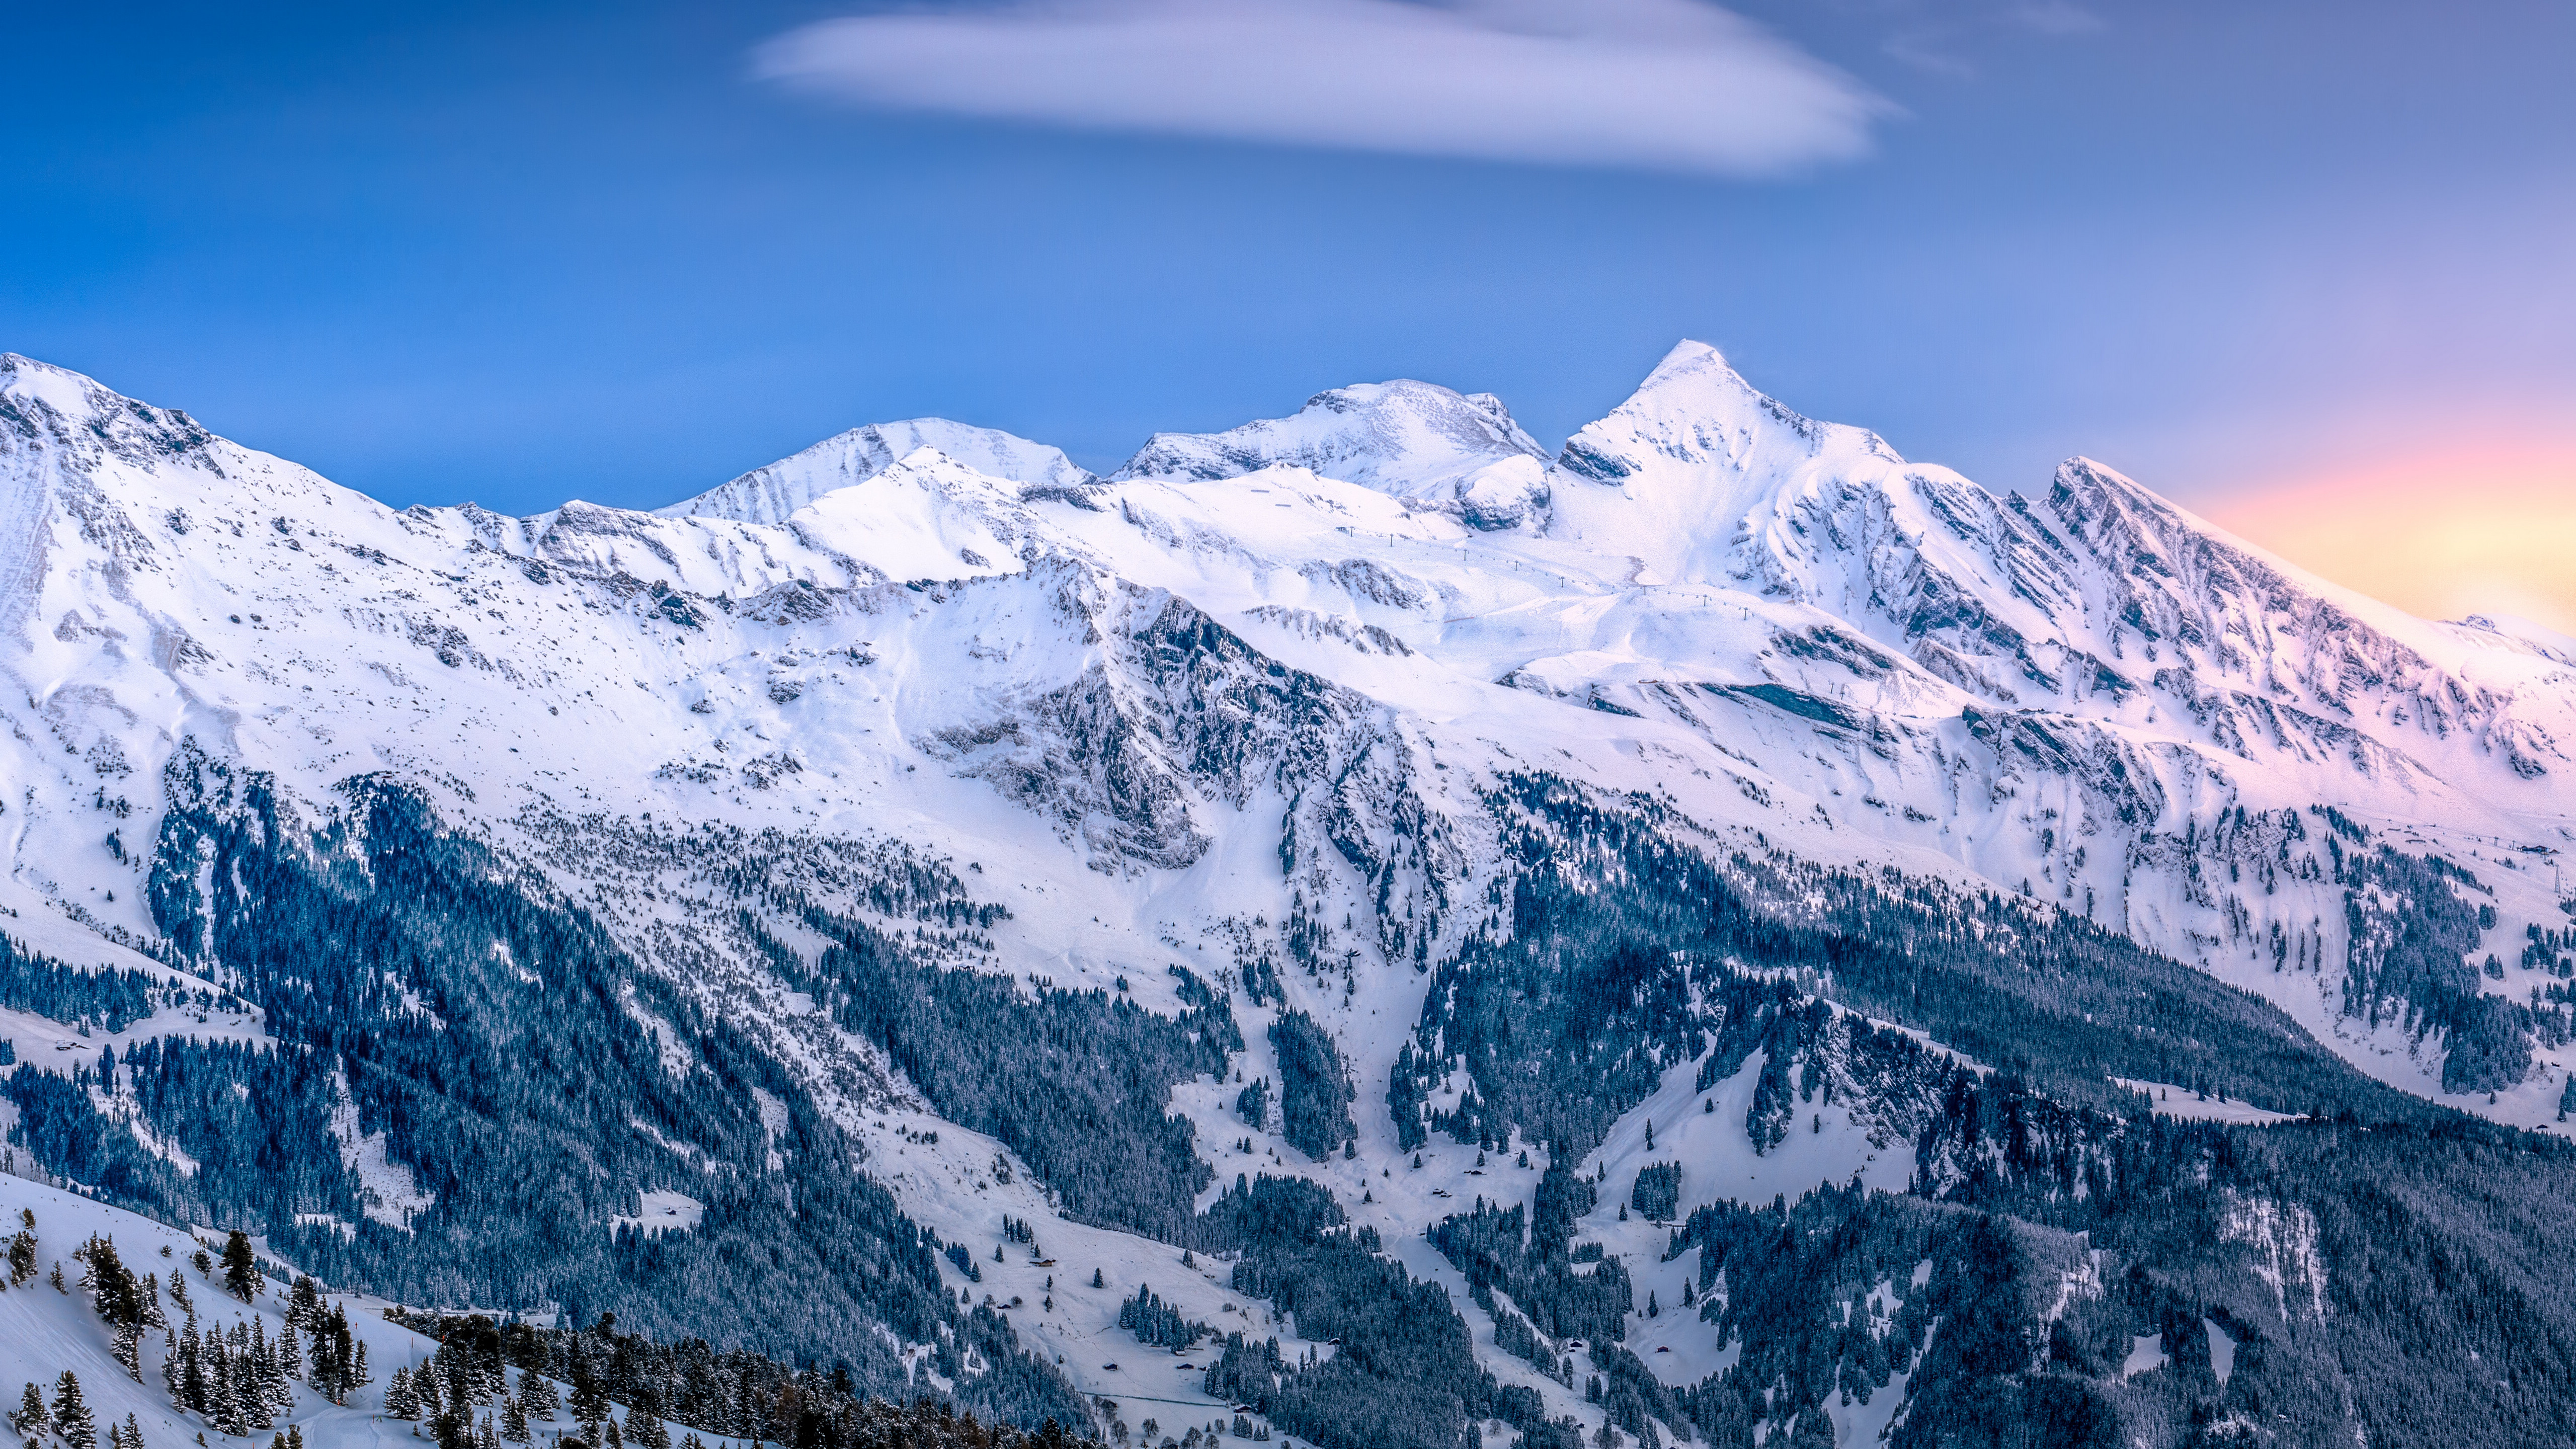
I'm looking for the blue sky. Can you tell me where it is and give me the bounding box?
[4,0,2570,554]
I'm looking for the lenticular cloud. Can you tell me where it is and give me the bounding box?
[755,0,1889,177]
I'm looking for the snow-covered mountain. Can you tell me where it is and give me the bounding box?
[658,417,1095,527]
[3,343,2572,1449]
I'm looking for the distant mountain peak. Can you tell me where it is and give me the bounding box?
[660,417,1092,527]
[1109,376,1549,526]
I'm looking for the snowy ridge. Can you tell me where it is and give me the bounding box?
[1112,380,1553,530]
[659,419,1093,526]
[3,342,2573,1446]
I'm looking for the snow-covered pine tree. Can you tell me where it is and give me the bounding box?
[287,1278,320,1331]
[624,1407,669,1449]
[163,1328,183,1402]
[386,1367,420,1420]
[308,1306,352,1402]
[279,1320,303,1381]
[221,1232,259,1302]
[53,1371,96,1449]
[245,1339,279,1429]
[216,1350,253,1436]
[14,1383,44,1434]
[518,1370,558,1421]
[258,1320,293,1409]
[568,1372,610,1438]
[180,1315,208,1413]
[431,1403,471,1449]
[500,1395,528,1442]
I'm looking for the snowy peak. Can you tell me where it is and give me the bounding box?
[659,417,1093,526]
[1109,378,1551,527]
[1553,340,1895,490]
[1,352,223,476]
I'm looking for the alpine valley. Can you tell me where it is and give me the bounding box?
[1,342,2573,1449]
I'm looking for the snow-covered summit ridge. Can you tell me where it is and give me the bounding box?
[1111,377,1553,529]
[4,341,2574,1135]
[659,417,1094,526]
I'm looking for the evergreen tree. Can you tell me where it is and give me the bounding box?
[180,1316,208,1413]
[624,1408,668,1449]
[518,1371,558,1422]
[221,1232,259,1303]
[501,1396,529,1442]
[387,1367,421,1421]
[569,1372,611,1438]
[112,1322,142,1384]
[53,1371,96,1449]
[216,1351,252,1436]
[280,1321,304,1381]
[7,1224,35,1287]
[15,1384,44,1435]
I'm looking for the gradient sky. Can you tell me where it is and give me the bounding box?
[4,2,2570,625]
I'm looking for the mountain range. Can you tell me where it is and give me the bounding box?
[1,342,2572,1449]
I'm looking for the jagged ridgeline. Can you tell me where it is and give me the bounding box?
[9,342,2576,1449]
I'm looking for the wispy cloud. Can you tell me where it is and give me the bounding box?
[754,0,1891,177]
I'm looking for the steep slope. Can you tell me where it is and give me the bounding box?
[4,345,2575,1449]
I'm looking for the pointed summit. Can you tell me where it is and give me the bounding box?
[1555,340,1872,488]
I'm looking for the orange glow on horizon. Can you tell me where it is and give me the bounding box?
[2202,446,2576,638]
